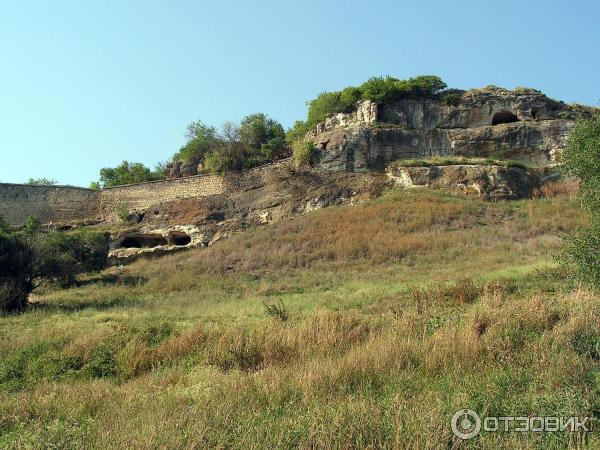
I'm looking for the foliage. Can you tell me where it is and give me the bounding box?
[440,90,463,106]
[98,161,163,188]
[23,216,41,235]
[292,141,317,167]
[0,230,34,313]
[263,299,289,322]
[172,121,219,163]
[560,224,600,287]
[174,115,290,174]
[288,75,449,138]
[0,215,108,312]
[562,114,600,220]
[89,181,101,190]
[25,178,58,186]
[32,231,109,288]
[116,204,130,223]
[560,115,600,287]
[239,113,289,165]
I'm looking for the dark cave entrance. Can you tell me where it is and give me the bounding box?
[118,233,168,249]
[492,111,519,125]
[167,231,192,246]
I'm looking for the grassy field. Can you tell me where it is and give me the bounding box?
[1,188,598,449]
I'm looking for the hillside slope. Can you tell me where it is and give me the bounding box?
[1,188,598,449]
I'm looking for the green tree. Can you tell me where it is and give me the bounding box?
[0,229,34,313]
[32,231,108,288]
[239,113,289,165]
[98,161,163,188]
[560,114,600,287]
[172,120,218,162]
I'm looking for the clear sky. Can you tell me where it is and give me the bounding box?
[0,0,598,186]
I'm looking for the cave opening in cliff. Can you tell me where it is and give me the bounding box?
[492,111,519,125]
[167,231,192,246]
[118,233,168,249]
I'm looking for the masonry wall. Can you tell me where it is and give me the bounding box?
[0,160,293,225]
[0,184,101,225]
[99,159,292,221]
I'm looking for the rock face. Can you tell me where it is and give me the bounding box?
[387,164,535,201]
[106,169,387,263]
[308,86,594,172]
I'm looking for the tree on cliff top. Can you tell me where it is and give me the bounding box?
[172,121,219,163]
[172,115,290,174]
[287,75,449,141]
[98,161,164,188]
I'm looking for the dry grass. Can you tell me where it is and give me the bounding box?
[0,189,597,449]
[532,180,580,199]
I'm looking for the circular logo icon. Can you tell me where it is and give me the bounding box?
[451,409,481,440]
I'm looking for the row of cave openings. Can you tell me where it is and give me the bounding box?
[116,231,191,249]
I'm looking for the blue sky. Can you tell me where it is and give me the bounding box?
[0,0,598,186]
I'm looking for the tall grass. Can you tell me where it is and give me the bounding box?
[0,190,596,449]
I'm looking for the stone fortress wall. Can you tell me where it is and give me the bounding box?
[0,159,293,225]
[0,183,101,226]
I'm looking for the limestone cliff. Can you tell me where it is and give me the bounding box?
[307,86,595,171]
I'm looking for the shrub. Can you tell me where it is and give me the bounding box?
[562,114,600,220]
[360,75,447,103]
[263,299,289,322]
[172,121,218,163]
[560,224,600,287]
[359,76,399,103]
[25,178,57,186]
[306,91,346,128]
[0,231,34,313]
[288,75,450,137]
[292,141,317,167]
[33,231,109,288]
[560,115,600,287]
[116,204,130,222]
[440,91,463,106]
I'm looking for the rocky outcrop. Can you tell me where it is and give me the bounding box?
[308,86,595,172]
[387,164,535,200]
[106,169,387,263]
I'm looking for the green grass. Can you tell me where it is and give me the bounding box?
[0,189,598,449]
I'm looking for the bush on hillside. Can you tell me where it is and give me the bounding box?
[292,141,317,168]
[0,231,34,313]
[0,216,109,313]
[560,114,600,287]
[33,231,109,288]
